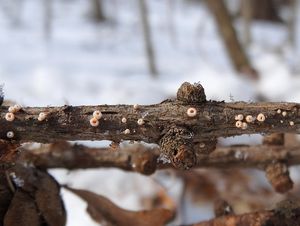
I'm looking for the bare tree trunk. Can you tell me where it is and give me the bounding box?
[91,0,105,22]
[166,0,177,45]
[138,0,158,78]
[206,0,258,79]
[241,0,252,47]
[251,0,282,22]
[43,0,52,41]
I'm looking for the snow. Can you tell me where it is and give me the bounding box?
[1,0,300,225]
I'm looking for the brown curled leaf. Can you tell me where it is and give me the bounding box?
[65,186,175,226]
[4,189,41,226]
[0,173,14,223]
[35,171,66,226]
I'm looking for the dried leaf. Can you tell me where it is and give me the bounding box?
[66,187,175,226]
[35,171,66,226]
[0,173,13,222]
[6,165,66,226]
[4,189,41,226]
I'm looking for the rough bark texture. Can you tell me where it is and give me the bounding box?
[206,0,257,79]
[2,100,300,143]
[263,134,293,193]
[17,142,300,173]
[191,199,300,226]
[2,82,300,169]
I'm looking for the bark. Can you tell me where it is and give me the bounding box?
[206,0,257,79]
[17,142,300,173]
[138,0,158,77]
[3,82,300,168]
[1,94,300,144]
[191,202,300,226]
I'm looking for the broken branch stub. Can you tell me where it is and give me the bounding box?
[263,134,293,193]
[176,82,206,103]
[160,127,196,169]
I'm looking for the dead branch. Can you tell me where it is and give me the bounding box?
[2,82,300,168]
[17,141,300,173]
[191,199,300,226]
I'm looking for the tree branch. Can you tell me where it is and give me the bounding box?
[17,142,300,174]
[3,82,300,168]
[191,200,300,226]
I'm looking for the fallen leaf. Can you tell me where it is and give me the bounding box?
[66,187,175,226]
[4,189,41,226]
[35,171,66,226]
[0,173,13,222]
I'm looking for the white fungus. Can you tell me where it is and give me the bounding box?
[137,118,144,125]
[121,117,127,123]
[235,121,242,128]
[241,122,248,130]
[290,121,295,126]
[124,129,130,134]
[257,113,266,122]
[89,117,99,127]
[93,110,102,120]
[282,111,287,117]
[8,106,16,113]
[133,104,139,110]
[38,112,47,121]
[14,104,21,112]
[235,114,244,121]
[277,109,281,114]
[5,112,15,121]
[187,107,197,117]
[245,115,254,123]
[199,143,205,148]
[6,131,14,138]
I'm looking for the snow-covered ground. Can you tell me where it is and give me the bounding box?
[1,0,300,225]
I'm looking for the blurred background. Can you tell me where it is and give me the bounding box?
[1,0,300,225]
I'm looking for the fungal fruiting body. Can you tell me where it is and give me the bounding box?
[8,106,16,113]
[121,117,127,123]
[241,122,248,130]
[235,121,242,128]
[137,118,144,125]
[245,115,254,123]
[93,110,102,120]
[14,104,21,112]
[187,107,197,117]
[6,131,14,138]
[257,113,266,122]
[277,109,281,114]
[124,129,130,134]
[5,112,15,121]
[282,111,287,117]
[290,121,295,126]
[199,143,205,148]
[8,104,21,113]
[133,104,139,110]
[38,112,47,121]
[89,117,99,127]
[235,114,244,121]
